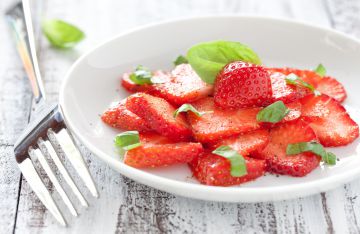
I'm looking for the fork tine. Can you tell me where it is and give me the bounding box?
[43,137,88,207]
[50,129,99,198]
[19,154,66,226]
[36,139,78,216]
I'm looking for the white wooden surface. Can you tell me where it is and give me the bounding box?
[1,0,360,233]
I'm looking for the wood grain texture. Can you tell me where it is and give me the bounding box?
[0,0,33,233]
[0,0,359,233]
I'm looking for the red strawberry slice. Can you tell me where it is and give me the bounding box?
[214,61,272,109]
[269,67,322,87]
[268,70,308,103]
[283,101,302,122]
[101,100,152,132]
[189,152,266,186]
[316,77,347,103]
[300,95,359,146]
[210,129,269,156]
[187,97,261,143]
[125,133,203,168]
[121,70,170,93]
[253,119,321,177]
[151,64,213,105]
[126,93,192,141]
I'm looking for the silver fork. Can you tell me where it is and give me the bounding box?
[6,0,98,226]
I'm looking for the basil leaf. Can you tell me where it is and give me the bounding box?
[187,40,262,84]
[314,64,326,77]
[173,55,188,66]
[42,19,85,49]
[323,152,337,165]
[114,131,141,151]
[286,141,336,165]
[129,65,153,85]
[212,146,247,177]
[256,101,289,123]
[285,73,321,96]
[173,104,210,118]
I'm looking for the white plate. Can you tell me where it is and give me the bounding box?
[59,16,360,202]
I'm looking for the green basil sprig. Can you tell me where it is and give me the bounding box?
[187,40,261,84]
[285,73,321,96]
[286,141,336,165]
[212,146,247,177]
[173,104,211,118]
[114,131,141,151]
[173,55,188,66]
[42,19,85,48]
[314,64,326,77]
[256,101,289,123]
[129,65,153,85]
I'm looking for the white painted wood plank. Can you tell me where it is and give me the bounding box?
[310,1,360,234]
[6,0,358,233]
[0,0,34,233]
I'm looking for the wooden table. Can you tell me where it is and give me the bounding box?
[1,0,360,233]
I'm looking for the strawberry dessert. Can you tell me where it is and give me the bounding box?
[101,40,359,186]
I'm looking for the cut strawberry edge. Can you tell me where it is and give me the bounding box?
[188,97,261,143]
[151,64,213,105]
[124,133,204,168]
[259,101,302,129]
[121,73,153,93]
[121,71,170,93]
[209,129,270,156]
[252,119,321,177]
[268,70,307,103]
[300,94,359,147]
[316,76,347,103]
[101,100,152,132]
[126,92,192,141]
[189,152,266,186]
[267,67,323,87]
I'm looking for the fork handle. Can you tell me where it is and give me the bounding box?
[7,0,46,103]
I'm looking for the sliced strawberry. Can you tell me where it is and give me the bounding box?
[253,120,321,177]
[283,101,302,122]
[151,64,213,105]
[214,61,272,109]
[189,152,266,186]
[300,95,359,146]
[101,100,152,132]
[187,97,261,143]
[256,101,302,129]
[316,77,347,103]
[268,70,308,103]
[126,93,192,141]
[125,133,203,168]
[269,67,322,87]
[121,70,170,93]
[210,129,269,156]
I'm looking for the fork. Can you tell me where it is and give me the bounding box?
[6,0,98,226]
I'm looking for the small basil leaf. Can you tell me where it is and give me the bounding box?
[173,55,188,66]
[212,146,247,177]
[286,141,336,165]
[285,73,320,96]
[173,104,210,118]
[323,152,337,165]
[129,65,153,85]
[314,64,326,77]
[42,19,85,49]
[187,40,262,84]
[114,131,141,151]
[256,101,289,123]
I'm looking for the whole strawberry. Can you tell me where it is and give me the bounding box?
[214,61,272,109]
